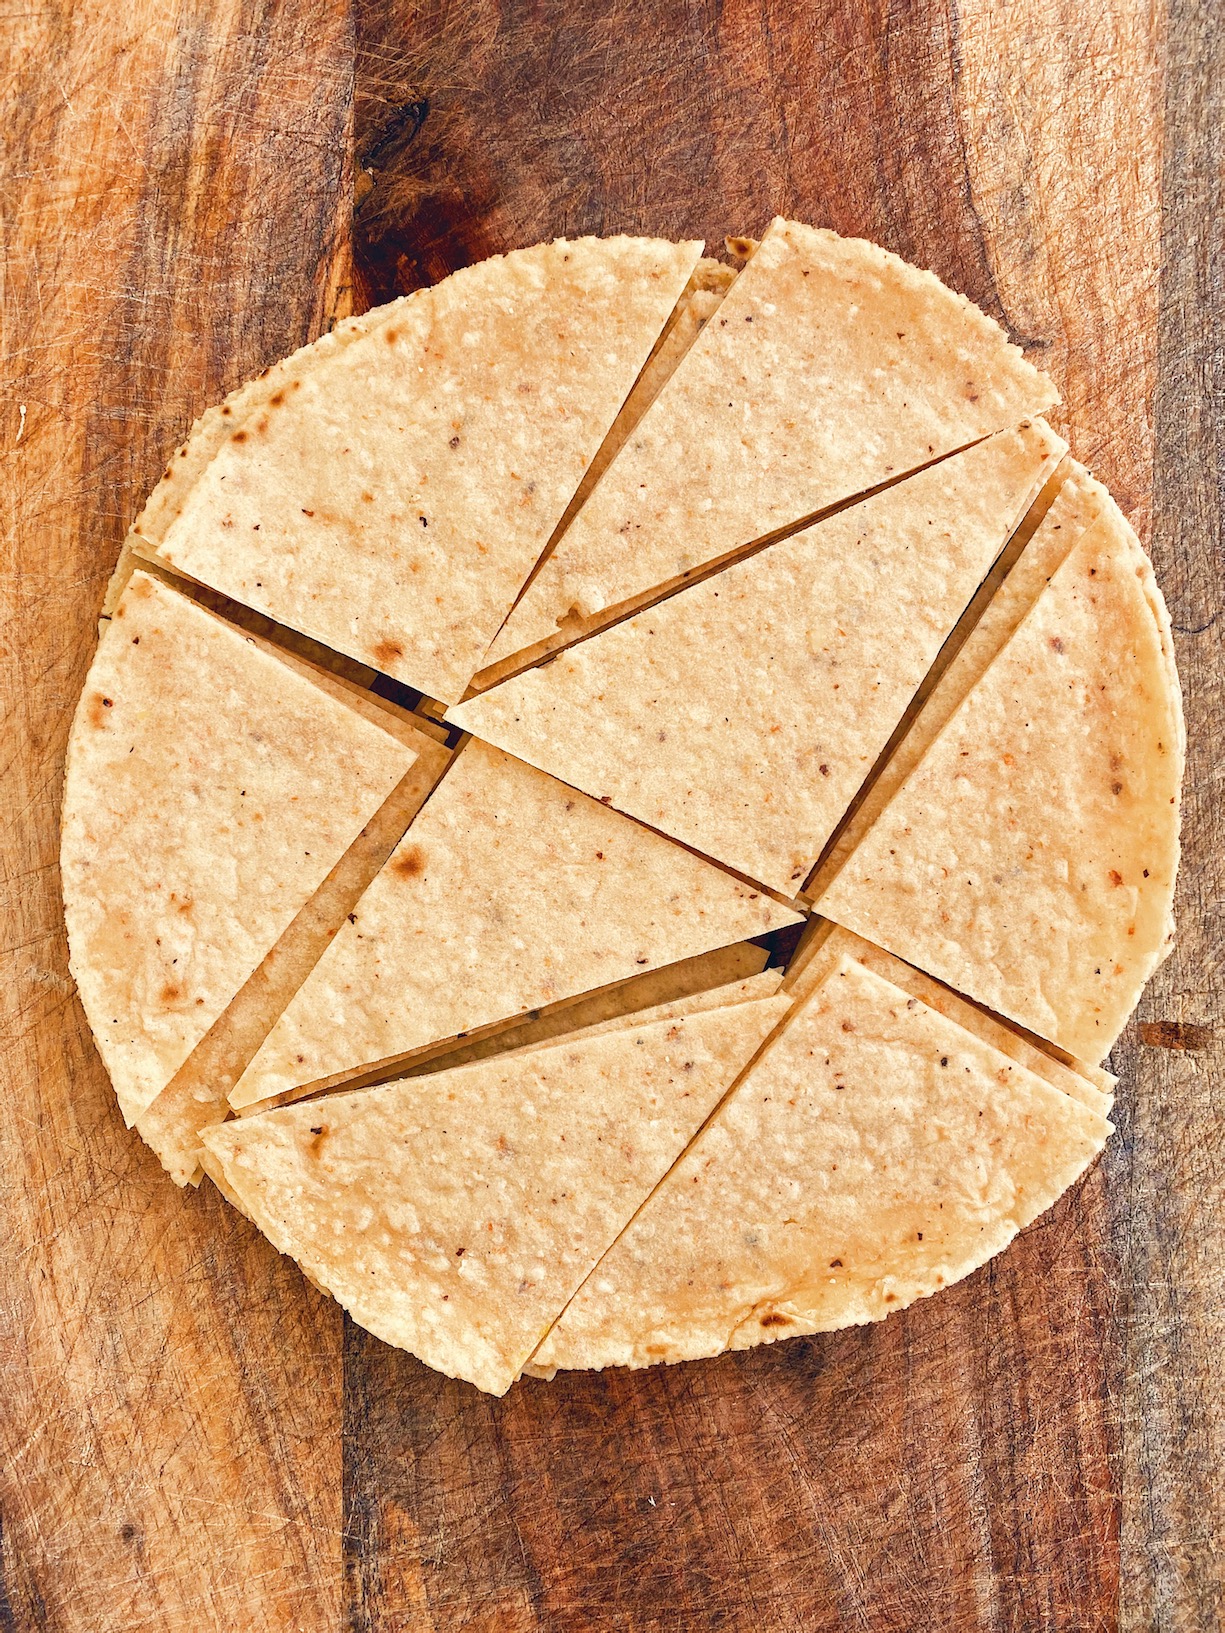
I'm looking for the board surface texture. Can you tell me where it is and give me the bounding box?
[2,2,1221,1630]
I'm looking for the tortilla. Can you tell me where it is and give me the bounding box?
[452,422,1065,892]
[229,739,801,1110]
[784,923,1112,1114]
[133,715,452,1185]
[147,237,703,703]
[816,500,1184,1062]
[530,955,1111,1375]
[102,301,416,621]
[480,217,1058,673]
[475,259,739,689]
[807,460,1113,899]
[61,570,418,1125]
[202,991,792,1395]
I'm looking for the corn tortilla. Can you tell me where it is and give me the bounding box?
[482,218,1058,670]
[807,460,1114,900]
[229,739,801,1110]
[203,992,792,1395]
[816,502,1184,1061]
[61,571,418,1124]
[149,237,703,703]
[530,956,1110,1375]
[102,302,415,621]
[452,422,1065,893]
[784,923,1112,1114]
[134,719,452,1185]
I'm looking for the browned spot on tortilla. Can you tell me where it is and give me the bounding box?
[232,430,248,443]
[759,1312,790,1328]
[160,983,183,1003]
[392,845,425,879]
[384,328,400,344]
[86,693,113,729]
[307,1126,328,1156]
[1109,869,1124,887]
[1050,635,1065,653]
[269,391,285,406]
[371,639,404,667]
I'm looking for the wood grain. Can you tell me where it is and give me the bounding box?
[1,2,354,1627]
[1,0,1220,1628]
[1110,2,1225,1628]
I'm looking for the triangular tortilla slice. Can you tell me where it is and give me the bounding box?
[807,459,1113,900]
[481,218,1058,672]
[530,955,1111,1376]
[61,570,418,1124]
[146,237,703,703]
[452,422,1065,893]
[102,302,416,620]
[201,992,793,1395]
[132,712,452,1187]
[783,923,1113,1114]
[229,740,802,1110]
[815,498,1184,1062]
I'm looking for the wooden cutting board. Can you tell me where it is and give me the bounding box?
[2,2,1221,1628]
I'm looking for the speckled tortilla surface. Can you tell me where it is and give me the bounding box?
[229,738,800,1109]
[530,956,1110,1375]
[817,499,1183,1061]
[60,571,417,1122]
[484,217,1059,667]
[453,422,1064,892]
[203,993,791,1395]
[151,236,703,702]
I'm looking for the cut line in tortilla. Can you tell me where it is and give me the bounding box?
[452,422,1065,894]
[202,991,793,1395]
[528,954,1111,1376]
[480,218,1058,676]
[229,738,801,1111]
[815,496,1184,1061]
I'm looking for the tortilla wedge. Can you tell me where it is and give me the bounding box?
[229,739,801,1110]
[480,218,1058,673]
[529,954,1111,1375]
[61,571,419,1126]
[133,709,452,1186]
[815,498,1184,1062]
[102,301,416,622]
[807,459,1114,900]
[783,923,1113,1114]
[201,991,793,1395]
[452,422,1065,893]
[146,237,703,703]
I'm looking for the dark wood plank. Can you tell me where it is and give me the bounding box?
[1109,0,1225,1626]
[340,2,1170,1627]
[0,3,354,1626]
